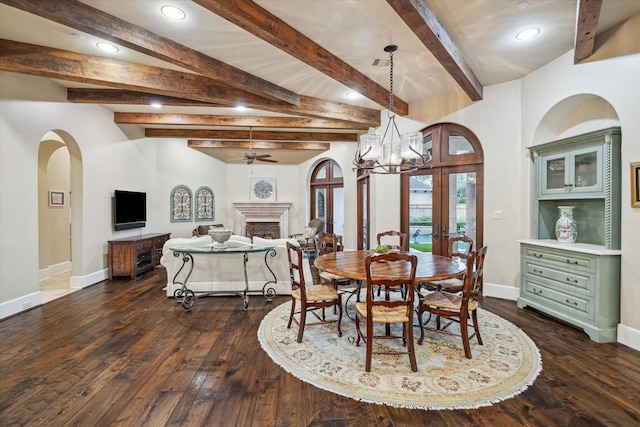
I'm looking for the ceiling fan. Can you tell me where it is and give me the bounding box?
[236,127,278,165]
[242,151,277,165]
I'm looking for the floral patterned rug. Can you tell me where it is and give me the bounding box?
[258,300,542,410]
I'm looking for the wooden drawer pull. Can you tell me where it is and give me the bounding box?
[533,253,543,259]
[566,277,579,283]
[532,268,543,274]
[565,299,578,306]
[532,287,543,295]
[565,259,578,265]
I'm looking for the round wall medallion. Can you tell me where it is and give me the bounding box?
[253,180,273,199]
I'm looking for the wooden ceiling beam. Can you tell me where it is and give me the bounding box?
[193,0,408,115]
[386,0,483,101]
[68,89,227,107]
[574,0,602,63]
[114,113,369,130]
[188,140,331,150]
[146,129,358,142]
[0,39,380,126]
[1,0,300,105]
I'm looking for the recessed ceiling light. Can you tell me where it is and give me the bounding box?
[150,102,162,109]
[236,105,247,111]
[161,5,186,20]
[96,42,119,53]
[516,2,529,9]
[345,91,360,99]
[516,28,540,40]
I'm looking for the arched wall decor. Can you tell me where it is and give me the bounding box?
[171,185,192,223]
[195,186,215,222]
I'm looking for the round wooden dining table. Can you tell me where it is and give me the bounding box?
[314,250,466,283]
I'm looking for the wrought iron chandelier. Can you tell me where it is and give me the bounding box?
[353,45,431,174]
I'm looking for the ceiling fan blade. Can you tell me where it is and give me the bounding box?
[256,158,278,163]
[254,154,272,159]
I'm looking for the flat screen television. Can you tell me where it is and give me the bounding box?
[114,190,147,231]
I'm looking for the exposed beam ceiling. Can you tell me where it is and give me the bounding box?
[1,0,637,164]
[0,39,380,126]
[386,0,483,101]
[574,0,603,64]
[1,0,300,105]
[193,0,409,115]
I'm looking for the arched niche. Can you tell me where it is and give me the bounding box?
[532,94,620,145]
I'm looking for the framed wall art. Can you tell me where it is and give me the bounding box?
[171,185,192,222]
[49,190,65,206]
[250,177,276,202]
[195,186,215,221]
[632,162,640,208]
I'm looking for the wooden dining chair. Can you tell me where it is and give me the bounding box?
[314,232,351,289]
[376,230,409,251]
[355,252,418,372]
[423,235,474,293]
[417,250,483,359]
[286,242,342,343]
[375,230,410,298]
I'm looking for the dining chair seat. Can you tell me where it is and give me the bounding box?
[292,284,339,302]
[421,290,479,312]
[355,302,409,323]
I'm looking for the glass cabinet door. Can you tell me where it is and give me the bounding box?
[540,145,602,196]
[542,154,567,193]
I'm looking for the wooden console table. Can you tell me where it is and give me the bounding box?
[108,233,171,280]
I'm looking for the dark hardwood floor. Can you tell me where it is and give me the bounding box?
[1,268,639,426]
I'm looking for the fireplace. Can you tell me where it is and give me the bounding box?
[246,222,280,239]
[232,202,292,239]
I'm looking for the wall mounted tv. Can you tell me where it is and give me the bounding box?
[114,190,147,231]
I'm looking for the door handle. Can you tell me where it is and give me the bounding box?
[433,223,438,239]
[441,224,449,239]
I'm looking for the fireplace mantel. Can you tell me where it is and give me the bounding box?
[232,202,292,238]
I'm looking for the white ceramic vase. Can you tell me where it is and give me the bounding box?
[555,206,577,243]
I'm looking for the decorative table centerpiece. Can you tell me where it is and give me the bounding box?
[208,228,233,247]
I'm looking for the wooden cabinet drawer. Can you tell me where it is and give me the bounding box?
[523,246,594,273]
[524,261,592,295]
[523,279,592,318]
[135,240,153,251]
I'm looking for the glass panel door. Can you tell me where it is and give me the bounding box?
[444,170,477,249]
[314,187,327,226]
[408,172,435,253]
[333,187,344,237]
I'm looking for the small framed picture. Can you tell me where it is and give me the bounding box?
[631,162,640,208]
[49,190,65,206]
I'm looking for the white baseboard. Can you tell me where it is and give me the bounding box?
[617,324,640,352]
[0,291,42,320]
[70,268,108,289]
[483,282,519,301]
[39,261,72,280]
[1,269,108,319]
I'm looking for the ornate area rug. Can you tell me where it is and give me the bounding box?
[258,300,542,410]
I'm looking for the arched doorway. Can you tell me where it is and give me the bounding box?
[37,130,83,301]
[401,123,484,255]
[310,159,344,236]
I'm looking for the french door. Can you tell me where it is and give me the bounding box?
[311,160,344,235]
[401,123,484,256]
